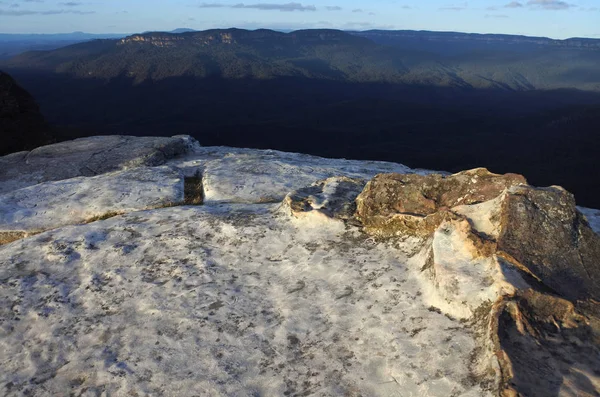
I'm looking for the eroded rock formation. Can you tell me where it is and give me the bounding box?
[355,168,526,238]
[0,134,195,195]
[352,168,600,396]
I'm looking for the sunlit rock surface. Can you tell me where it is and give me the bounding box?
[0,135,193,195]
[0,135,599,397]
[0,166,184,243]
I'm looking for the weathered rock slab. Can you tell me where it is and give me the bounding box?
[186,148,429,204]
[0,135,192,195]
[0,204,494,397]
[0,166,183,241]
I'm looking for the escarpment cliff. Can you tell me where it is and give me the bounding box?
[0,71,51,155]
[0,136,599,396]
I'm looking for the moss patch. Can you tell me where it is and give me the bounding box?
[0,231,27,245]
[85,211,122,224]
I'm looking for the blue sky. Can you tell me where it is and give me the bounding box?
[0,0,598,38]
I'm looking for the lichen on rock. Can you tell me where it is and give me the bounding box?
[354,168,600,396]
[355,168,526,238]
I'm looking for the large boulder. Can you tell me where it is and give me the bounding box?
[356,169,600,302]
[497,185,600,302]
[0,71,51,155]
[355,169,600,396]
[355,168,526,237]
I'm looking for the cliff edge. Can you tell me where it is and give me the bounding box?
[0,136,599,396]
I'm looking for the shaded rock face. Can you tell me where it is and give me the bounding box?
[284,177,365,221]
[497,186,600,302]
[0,71,51,155]
[494,290,600,397]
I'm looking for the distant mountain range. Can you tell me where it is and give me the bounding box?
[4,28,599,91]
[352,30,600,54]
[1,28,600,206]
[0,32,127,60]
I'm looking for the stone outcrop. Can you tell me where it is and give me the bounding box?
[355,169,600,303]
[353,169,600,396]
[0,71,51,155]
[1,137,599,396]
[355,168,526,237]
[497,185,600,302]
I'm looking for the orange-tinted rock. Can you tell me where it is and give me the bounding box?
[355,168,526,237]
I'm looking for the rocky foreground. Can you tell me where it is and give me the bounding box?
[0,135,599,397]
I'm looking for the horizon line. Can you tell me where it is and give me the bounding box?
[1,28,599,41]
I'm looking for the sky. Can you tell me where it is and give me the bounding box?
[0,0,598,39]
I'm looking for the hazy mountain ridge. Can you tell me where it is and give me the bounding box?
[4,29,410,83]
[3,28,600,92]
[0,32,127,60]
[353,30,600,51]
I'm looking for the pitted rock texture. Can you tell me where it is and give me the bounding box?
[497,186,600,302]
[0,205,497,397]
[284,177,365,221]
[355,168,526,238]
